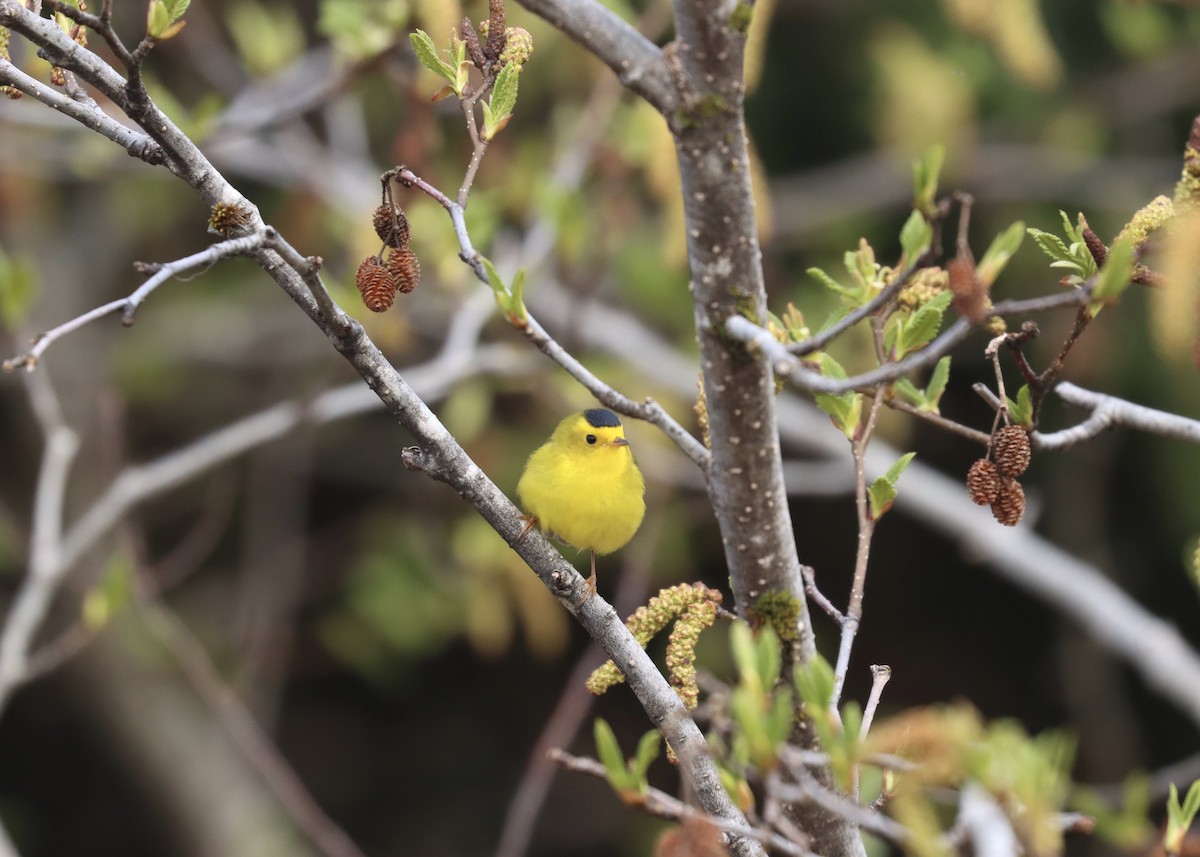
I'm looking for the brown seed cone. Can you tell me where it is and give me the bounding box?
[373,203,410,249]
[355,255,398,312]
[966,459,1000,506]
[387,247,421,294]
[990,477,1025,526]
[993,425,1032,477]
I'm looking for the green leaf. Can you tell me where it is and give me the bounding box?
[632,729,661,780]
[0,249,37,329]
[924,355,951,410]
[164,0,190,17]
[868,478,897,521]
[893,378,926,408]
[754,626,781,690]
[147,0,189,39]
[794,653,835,711]
[409,29,455,82]
[807,266,855,300]
[1166,781,1200,853]
[899,210,932,265]
[1091,235,1135,310]
[976,221,1026,286]
[594,718,635,792]
[1027,227,1071,265]
[812,353,862,439]
[894,290,951,358]
[1006,385,1034,429]
[489,62,519,125]
[730,622,760,695]
[868,452,915,520]
[883,451,916,485]
[81,551,134,632]
[507,267,528,322]
[912,144,944,216]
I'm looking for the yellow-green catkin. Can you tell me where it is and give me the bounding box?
[586,583,723,696]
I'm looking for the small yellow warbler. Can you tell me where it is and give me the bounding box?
[517,408,646,589]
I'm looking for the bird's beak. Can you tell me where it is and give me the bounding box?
[610,437,630,447]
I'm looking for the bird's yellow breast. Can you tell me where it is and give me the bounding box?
[517,413,646,555]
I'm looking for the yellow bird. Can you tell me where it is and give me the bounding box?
[517,408,646,590]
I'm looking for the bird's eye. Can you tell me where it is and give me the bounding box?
[585,434,597,445]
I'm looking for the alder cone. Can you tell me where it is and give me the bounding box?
[387,247,421,294]
[373,203,410,249]
[966,459,1000,506]
[355,255,398,312]
[993,425,1032,477]
[990,477,1025,526]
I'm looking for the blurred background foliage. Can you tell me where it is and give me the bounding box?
[1,0,1199,855]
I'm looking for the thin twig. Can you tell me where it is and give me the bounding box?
[3,230,278,372]
[548,748,813,857]
[800,565,843,622]
[393,164,711,469]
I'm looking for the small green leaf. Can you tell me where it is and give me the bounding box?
[730,622,760,695]
[893,378,926,409]
[976,221,1026,287]
[868,453,913,520]
[1027,227,1071,265]
[1166,781,1200,854]
[813,354,862,439]
[924,356,951,410]
[883,451,917,485]
[489,62,519,125]
[807,266,855,300]
[913,144,944,216]
[1091,235,1135,310]
[164,0,190,18]
[409,29,455,82]
[594,718,635,792]
[632,729,661,780]
[507,267,528,322]
[0,250,38,329]
[81,551,134,632]
[1006,385,1034,428]
[794,653,836,711]
[894,291,950,358]
[868,478,897,521]
[754,625,781,690]
[899,210,932,265]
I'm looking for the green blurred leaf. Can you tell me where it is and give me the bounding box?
[0,249,38,328]
[1090,235,1135,312]
[899,209,932,265]
[1006,385,1034,428]
[632,729,661,780]
[81,551,135,632]
[893,377,926,409]
[807,266,856,300]
[924,356,951,411]
[1167,781,1200,853]
[227,2,305,75]
[913,144,944,217]
[794,652,835,712]
[976,221,1026,287]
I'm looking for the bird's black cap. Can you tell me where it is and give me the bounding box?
[583,408,622,428]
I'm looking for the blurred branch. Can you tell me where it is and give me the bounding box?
[0,370,78,719]
[141,601,368,857]
[2,229,298,372]
[514,0,680,116]
[548,748,812,857]
[1037,382,1200,449]
[727,289,1090,396]
[0,57,163,163]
